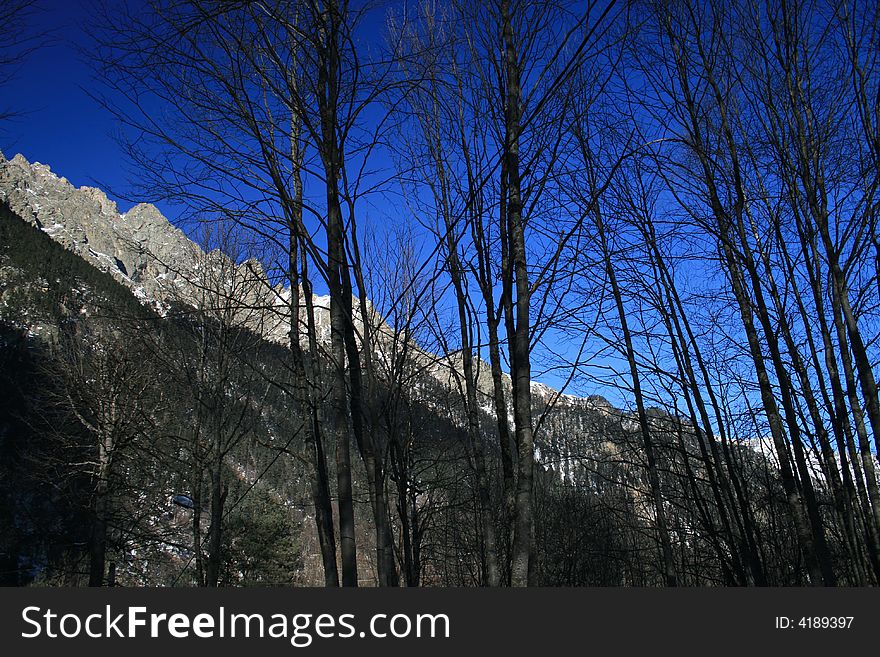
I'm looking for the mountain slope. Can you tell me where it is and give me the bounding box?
[1,151,803,588]
[0,151,615,423]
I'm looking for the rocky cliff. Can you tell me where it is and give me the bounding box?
[0,151,618,456]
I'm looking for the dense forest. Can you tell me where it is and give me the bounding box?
[1,0,879,587]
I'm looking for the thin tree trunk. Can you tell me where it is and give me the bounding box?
[205,455,226,587]
[599,209,678,586]
[502,0,536,587]
[88,476,109,587]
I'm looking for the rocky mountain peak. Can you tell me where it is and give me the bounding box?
[0,153,600,426]
[0,153,346,345]
[1,154,189,299]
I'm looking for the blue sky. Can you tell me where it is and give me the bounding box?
[1,1,150,211]
[1,0,631,404]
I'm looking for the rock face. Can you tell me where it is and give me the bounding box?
[0,151,298,337]
[0,153,198,298]
[0,151,614,453]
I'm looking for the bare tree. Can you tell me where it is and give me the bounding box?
[51,320,157,586]
[0,1,40,121]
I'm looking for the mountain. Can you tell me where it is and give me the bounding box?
[0,151,791,587]
[0,152,296,337]
[0,191,315,585]
[0,151,615,431]
[1,154,193,300]
[0,151,736,488]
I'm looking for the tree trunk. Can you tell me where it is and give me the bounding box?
[502,0,536,587]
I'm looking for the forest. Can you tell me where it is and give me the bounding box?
[0,0,879,587]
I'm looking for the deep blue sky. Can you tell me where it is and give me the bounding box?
[1,1,148,212]
[0,0,626,402]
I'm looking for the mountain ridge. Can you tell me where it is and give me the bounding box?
[0,150,613,421]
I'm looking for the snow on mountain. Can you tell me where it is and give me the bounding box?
[0,150,773,483]
[1,152,597,423]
